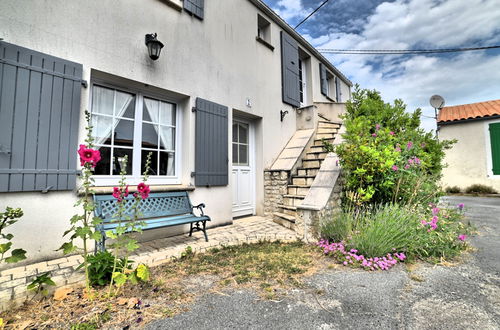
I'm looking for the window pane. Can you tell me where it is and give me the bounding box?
[112,148,133,175]
[239,144,248,165]
[94,146,111,175]
[115,91,135,118]
[92,115,113,145]
[92,86,114,116]
[239,124,248,144]
[142,123,159,149]
[143,98,159,123]
[141,150,158,176]
[232,124,238,143]
[159,102,175,126]
[232,143,238,164]
[114,119,134,147]
[159,152,175,176]
[159,127,174,151]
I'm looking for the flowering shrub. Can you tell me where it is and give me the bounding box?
[317,240,406,271]
[325,85,455,205]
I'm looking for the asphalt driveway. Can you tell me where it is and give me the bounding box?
[148,196,500,330]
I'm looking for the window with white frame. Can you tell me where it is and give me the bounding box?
[91,84,178,183]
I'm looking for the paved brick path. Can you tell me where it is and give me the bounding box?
[0,216,297,310]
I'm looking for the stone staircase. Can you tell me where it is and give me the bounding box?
[273,120,341,230]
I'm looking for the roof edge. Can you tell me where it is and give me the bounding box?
[438,114,500,126]
[248,0,353,87]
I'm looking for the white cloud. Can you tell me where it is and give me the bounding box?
[306,0,500,131]
[273,0,308,21]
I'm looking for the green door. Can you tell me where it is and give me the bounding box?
[489,123,500,175]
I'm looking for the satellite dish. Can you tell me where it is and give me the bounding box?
[430,95,445,109]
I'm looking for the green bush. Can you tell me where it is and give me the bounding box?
[326,85,455,205]
[464,184,497,194]
[445,186,461,194]
[79,251,132,287]
[320,203,469,262]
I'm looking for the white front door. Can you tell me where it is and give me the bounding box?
[232,120,255,218]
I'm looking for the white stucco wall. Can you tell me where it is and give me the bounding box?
[440,119,500,192]
[0,0,351,263]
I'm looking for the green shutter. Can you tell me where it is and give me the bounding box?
[490,123,500,175]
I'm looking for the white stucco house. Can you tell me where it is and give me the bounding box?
[0,0,351,264]
[438,99,500,192]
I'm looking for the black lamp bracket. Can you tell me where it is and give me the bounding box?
[280,110,289,122]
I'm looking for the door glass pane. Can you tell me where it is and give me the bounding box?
[116,92,135,118]
[159,152,175,176]
[92,86,114,116]
[114,119,134,147]
[159,102,175,126]
[143,98,160,123]
[239,124,248,144]
[92,115,113,145]
[142,123,159,149]
[232,124,238,143]
[112,148,133,175]
[232,143,238,164]
[159,127,174,151]
[94,146,111,175]
[141,150,158,176]
[239,144,248,165]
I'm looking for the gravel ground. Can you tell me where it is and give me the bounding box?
[148,196,500,330]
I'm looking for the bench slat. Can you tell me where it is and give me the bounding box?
[99,214,210,232]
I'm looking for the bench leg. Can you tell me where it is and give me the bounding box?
[202,221,208,242]
[189,222,194,237]
[95,233,106,254]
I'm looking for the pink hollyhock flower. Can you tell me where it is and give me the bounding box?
[137,182,151,199]
[389,131,395,136]
[112,187,122,201]
[78,144,100,167]
[392,165,399,171]
[124,185,129,197]
[407,141,413,150]
[458,234,467,241]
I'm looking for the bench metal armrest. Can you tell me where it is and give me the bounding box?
[192,203,206,216]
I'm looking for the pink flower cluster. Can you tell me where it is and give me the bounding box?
[112,185,129,202]
[317,240,406,271]
[135,182,151,200]
[421,206,440,231]
[78,144,101,168]
[458,234,467,241]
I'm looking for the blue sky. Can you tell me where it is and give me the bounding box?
[263,0,500,131]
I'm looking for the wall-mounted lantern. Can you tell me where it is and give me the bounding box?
[145,33,164,60]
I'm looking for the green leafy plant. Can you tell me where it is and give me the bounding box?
[0,207,27,264]
[129,263,151,284]
[106,153,152,297]
[58,111,103,295]
[464,184,497,194]
[325,85,455,206]
[27,272,56,298]
[444,186,461,194]
[78,251,132,287]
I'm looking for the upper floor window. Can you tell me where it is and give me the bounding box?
[91,84,179,184]
[256,14,274,50]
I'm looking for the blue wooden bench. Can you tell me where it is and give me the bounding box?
[93,191,210,251]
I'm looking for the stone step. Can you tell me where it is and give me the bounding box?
[297,167,319,176]
[278,204,297,216]
[316,133,336,140]
[317,128,338,134]
[318,121,341,129]
[287,184,310,196]
[304,152,327,160]
[313,138,335,147]
[302,159,321,169]
[310,145,327,153]
[282,194,305,207]
[291,175,315,186]
[273,213,296,231]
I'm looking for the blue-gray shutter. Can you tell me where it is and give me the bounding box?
[335,76,341,102]
[194,97,228,187]
[0,41,83,192]
[184,0,204,19]
[319,63,328,96]
[280,31,300,107]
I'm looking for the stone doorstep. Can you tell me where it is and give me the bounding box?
[0,217,298,312]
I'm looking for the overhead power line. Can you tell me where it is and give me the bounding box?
[294,0,331,30]
[317,45,500,54]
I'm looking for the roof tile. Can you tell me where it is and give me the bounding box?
[437,99,500,123]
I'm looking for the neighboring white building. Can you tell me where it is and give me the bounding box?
[0,0,351,263]
[438,99,500,192]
